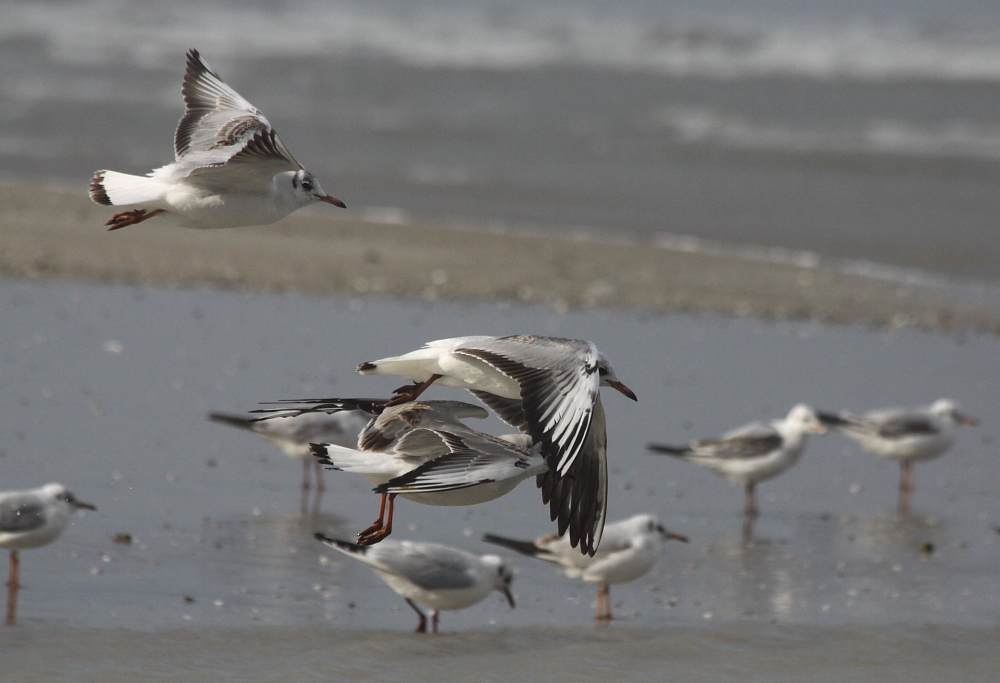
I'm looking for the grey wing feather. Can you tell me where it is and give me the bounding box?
[470,390,526,429]
[876,415,939,439]
[377,430,543,494]
[382,545,477,590]
[457,336,604,555]
[173,49,300,185]
[0,496,47,533]
[691,433,784,460]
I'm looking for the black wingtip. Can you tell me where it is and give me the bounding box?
[357,362,377,373]
[816,410,850,427]
[482,534,543,558]
[315,532,363,553]
[646,443,688,456]
[89,171,112,206]
[310,442,337,468]
[207,412,254,430]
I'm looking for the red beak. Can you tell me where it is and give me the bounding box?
[608,380,637,402]
[319,195,347,208]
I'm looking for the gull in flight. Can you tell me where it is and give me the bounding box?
[268,399,548,544]
[648,404,825,517]
[208,410,368,492]
[484,513,686,621]
[316,534,515,633]
[357,335,637,556]
[90,49,345,230]
[0,483,95,625]
[818,398,976,512]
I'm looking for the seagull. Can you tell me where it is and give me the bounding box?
[818,398,976,512]
[304,399,548,545]
[648,404,825,517]
[316,533,515,633]
[0,483,95,625]
[89,48,345,231]
[208,410,369,492]
[483,513,686,621]
[356,335,637,556]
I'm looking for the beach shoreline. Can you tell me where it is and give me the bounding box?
[2,183,998,332]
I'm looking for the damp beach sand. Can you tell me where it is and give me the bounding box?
[2,183,999,332]
[2,183,999,682]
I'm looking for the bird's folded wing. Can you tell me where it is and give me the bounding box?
[384,544,478,590]
[377,430,544,494]
[0,496,47,533]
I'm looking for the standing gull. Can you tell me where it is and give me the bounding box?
[0,483,95,625]
[648,405,825,517]
[208,410,368,492]
[89,49,345,230]
[484,513,686,621]
[299,399,548,544]
[818,398,976,512]
[316,534,515,633]
[357,335,637,556]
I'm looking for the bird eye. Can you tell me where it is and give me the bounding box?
[301,179,313,192]
[598,366,608,377]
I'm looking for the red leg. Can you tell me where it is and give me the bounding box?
[5,551,19,626]
[406,598,427,633]
[301,460,311,491]
[314,462,325,492]
[898,461,913,514]
[745,482,759,518]
[357,494,397,545]
[106,208,165,231]
[6,551,18,590]
[431,610,439,634]
[385,374,443,407]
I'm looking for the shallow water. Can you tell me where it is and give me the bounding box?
[1,278,998,678]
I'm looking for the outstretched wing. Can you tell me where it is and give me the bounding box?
[171,49,300,186]
[456,336,605,555]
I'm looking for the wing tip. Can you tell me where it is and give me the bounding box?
[89,171,112,206]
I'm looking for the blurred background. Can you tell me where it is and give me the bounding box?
[4,0,1000,282]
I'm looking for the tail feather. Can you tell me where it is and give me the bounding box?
[208,412,254,431]
[482,533,543,558]
[816,410,852,428]
[89,170,164,206]
[314,532,366,556]
[647,443,690,457]
[309,443,378,473]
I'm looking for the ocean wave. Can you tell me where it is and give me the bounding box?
[7,1,1000,82]
[649,107,1000,160]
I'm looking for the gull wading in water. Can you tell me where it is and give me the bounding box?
[89,49,345,230]
[0,483,96,625]
[356,336,637,556]
[208,410,369,492]
[484,513,686,621]
[315,534,515,633]
[818,398,976,512]
[296,399,548,545]
[647,405,825,517]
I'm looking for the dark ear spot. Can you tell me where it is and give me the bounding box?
[291,174,298,189]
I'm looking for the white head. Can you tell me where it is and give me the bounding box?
[620,513,689,543]
[596,353,637,401]
[480,554,516,608]
[279,169,345,209]
[930,399,977,426]
[783,404,826,435]
[41,483,96,512]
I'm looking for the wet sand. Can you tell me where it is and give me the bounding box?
[2,183,999,331]
[3,190,999,681]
